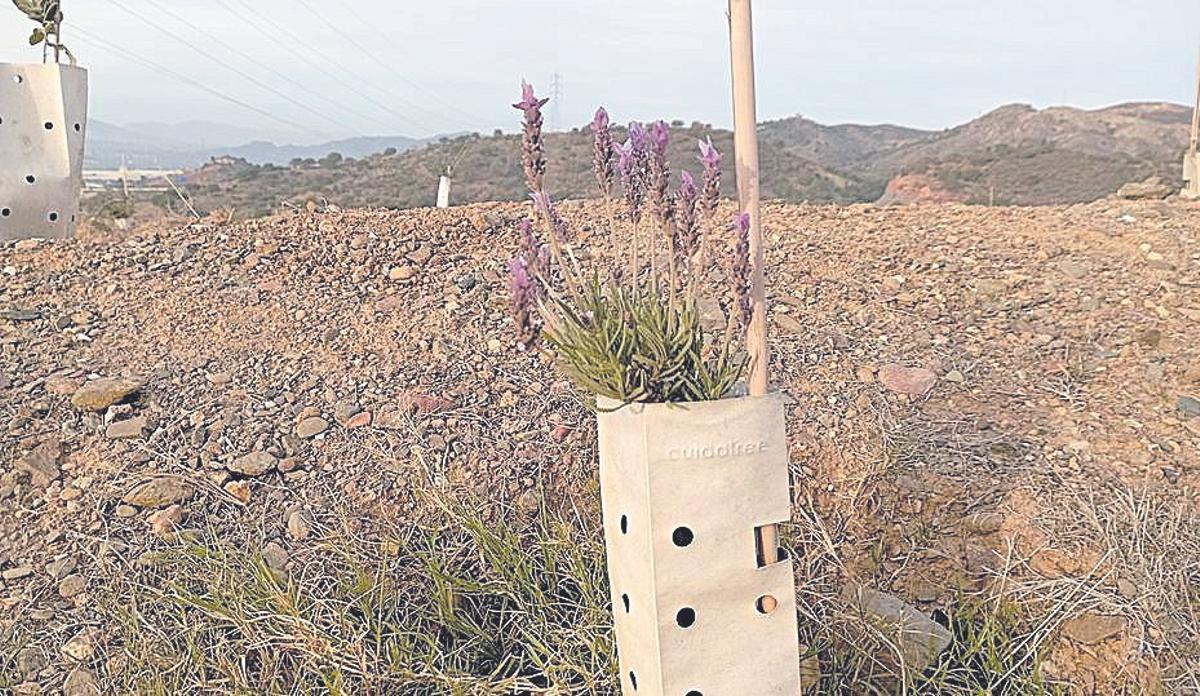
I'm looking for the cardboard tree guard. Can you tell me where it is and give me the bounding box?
[597,393,802,695]
[0,63,88,240]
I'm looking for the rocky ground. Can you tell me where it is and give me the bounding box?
[1,198,1198,694]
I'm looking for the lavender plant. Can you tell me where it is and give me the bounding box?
[508,81,749,404]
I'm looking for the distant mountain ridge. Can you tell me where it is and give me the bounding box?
[85,120,435,169]
[91,101,1192,216]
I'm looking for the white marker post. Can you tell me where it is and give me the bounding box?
[436,175,451,208]
[1183,48,1200,200]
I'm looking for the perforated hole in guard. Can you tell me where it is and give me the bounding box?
[629,671,638,691]
[672,526,694,547]
[25,175,35,184]
[621,593,630,613]
[48,212,59,222]
[620,515,628,534]
[675,607,696,628]
[1,208,10,217]
[755,595,777,615]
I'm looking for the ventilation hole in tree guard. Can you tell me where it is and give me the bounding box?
[621,593,630,613]
[676,607,696,628]
[48,212,59,222]
[620,515,628,534]
[44,122,53,130]
[25,175,35,184]
[1,208,10,217]
[13,75,23,84]
[629,672,637,690]
[74,123,81,132]
[755,595,777,615]
[686,692,703,696]
[672,527,694,547]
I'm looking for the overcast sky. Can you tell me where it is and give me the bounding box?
[3,0,1198,143]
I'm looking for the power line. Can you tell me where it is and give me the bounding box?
[100,0,346,137]
[71,26,327,138]
[216,0,445,134]
[292,0,491,129]
[138,1,398,135]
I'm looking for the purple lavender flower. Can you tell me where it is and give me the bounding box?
[513,80,549,194]
[628,121,649,151]
[698,136,721,171]
[516,217,543,273]
[617,138,644,223]
[731,212,752,327]
[697,137,722,219]
[673,169,699,264]
[530,191,573,243]
[591,107,615,199]
[512,79,550,114]
[508,255,540,345]
[647,121,672,228]
[649,121,669,155]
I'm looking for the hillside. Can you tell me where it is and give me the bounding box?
[170,124,882,218]
[88,102,1192,219]
[873,102,1191,204]
[2,199,1198,692]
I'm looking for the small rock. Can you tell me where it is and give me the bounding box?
[333,399,361,424]
[228,450,278,476]
[774,313,804,335]
[1178,395,1200,419]
[106,416,148,440]
[944,369,965,383]
[58,574,86,599]
[45,556,77,579]
[1116,176,1172,200]
[1061,613,1126,645]
[878,364,938,396]
[963,511,1004,535]
[123,477,194,508]
[277,457,302,473]
[63,667,101,696]
[1059,261,1088,279]
[2,565,34,581]
[1136,328,1163,348]
[148,505,185,537]
[456,275,478,291]
[344,411,371,429]
[846,586,952,671]
[206,372,232,386]
[224,480,251,504]
[62,628,100,661]
[114,504,138,518]
[14,647,46,680]
[286,510,312,541]
[16,440,62,486]
[0,308,40,321]
[262,541,289,573]
[388,266,415,281]
[295,416,329,439]
[71,377,143,411]
[407,245,432,265]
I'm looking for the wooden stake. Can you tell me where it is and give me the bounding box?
[729,0,779,602]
